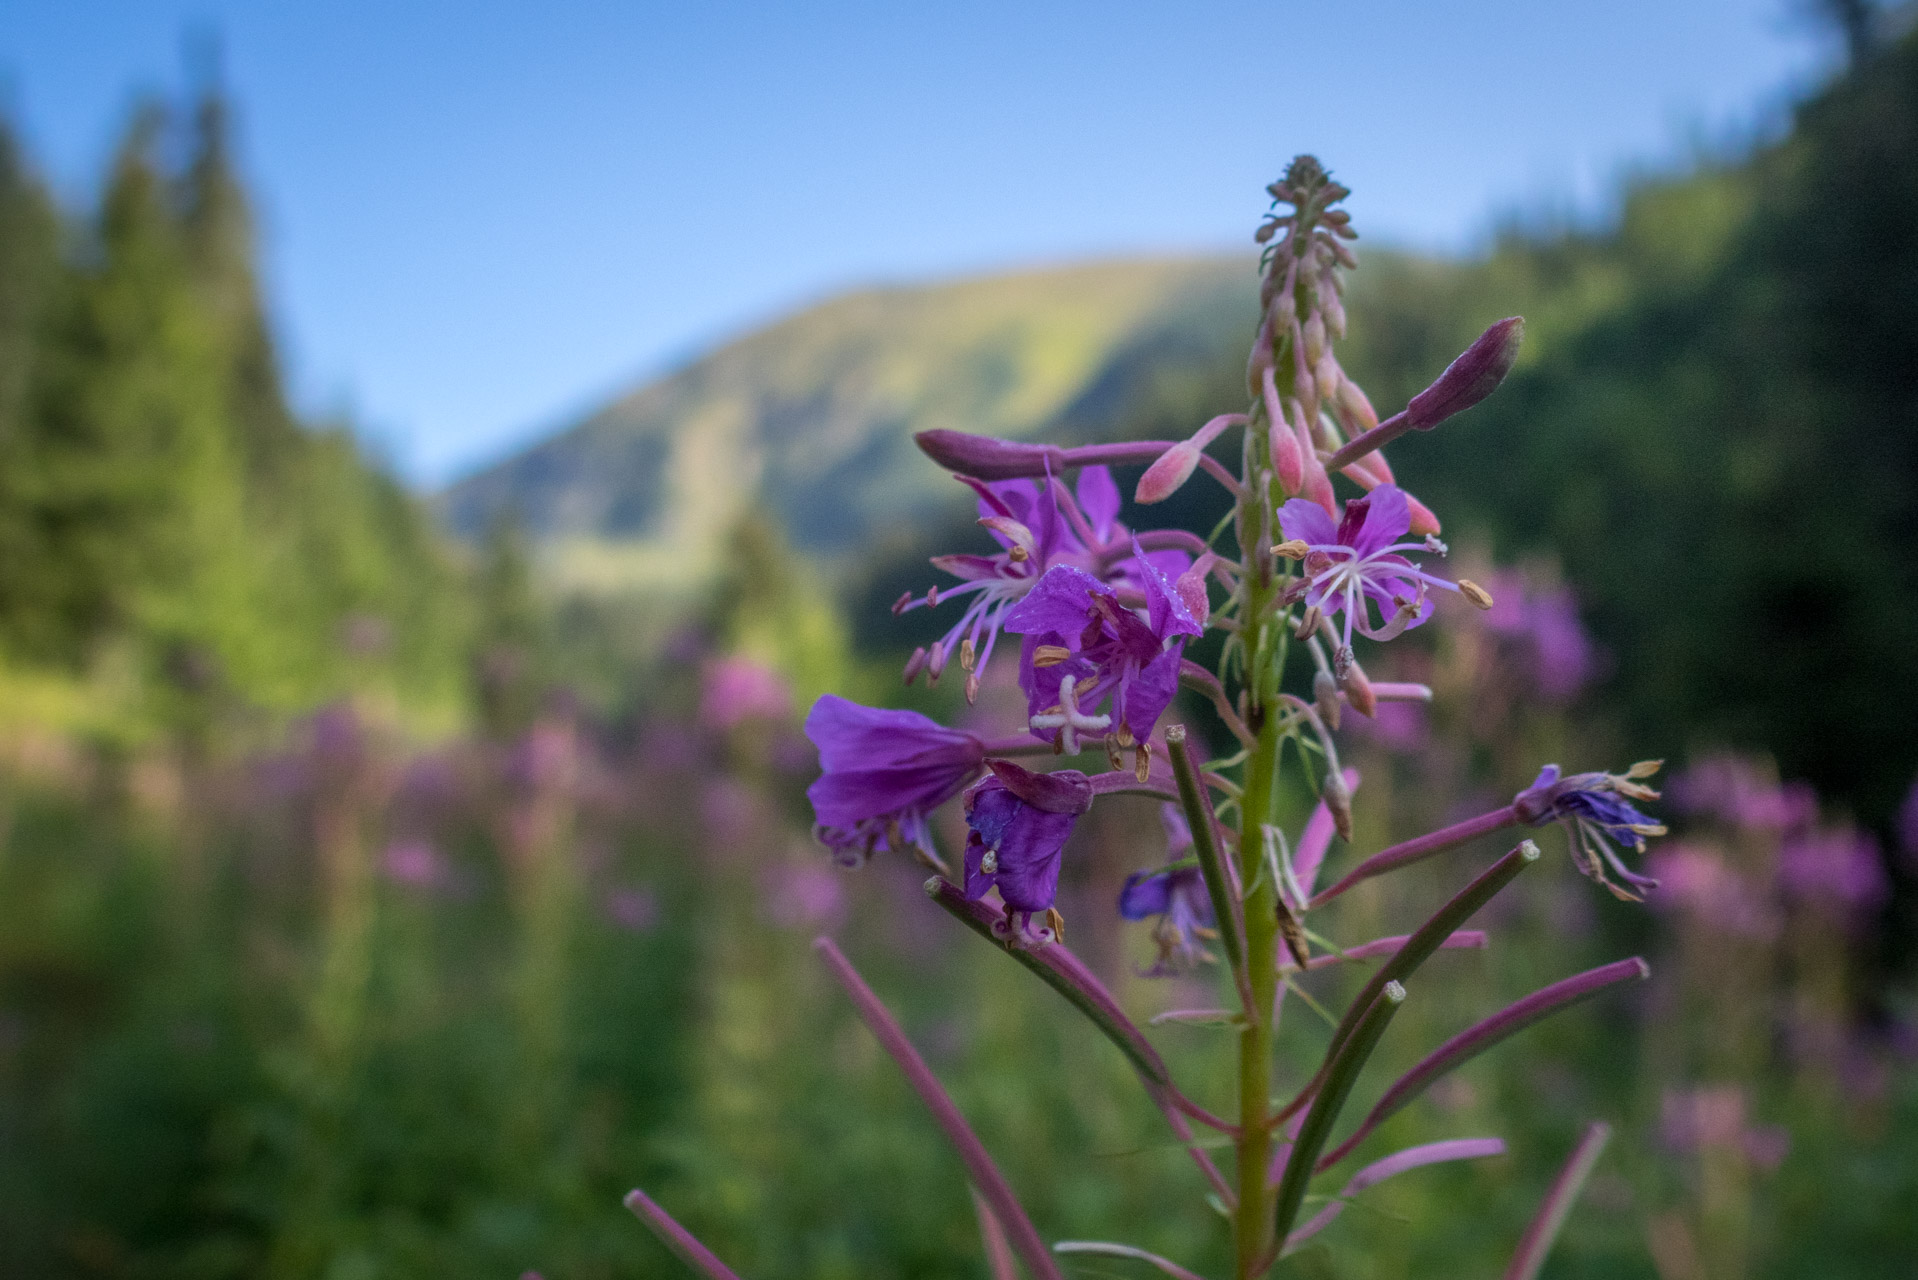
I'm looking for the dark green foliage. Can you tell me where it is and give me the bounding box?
[0,91,468,728]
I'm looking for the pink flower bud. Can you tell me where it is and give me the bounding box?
[1405,491,1442,536]
[1135,443,1199,504]
[1175,558,1213,627]
[1263,367,1304,494]
[1134,414,1240,505]
[1405,317,1524,430]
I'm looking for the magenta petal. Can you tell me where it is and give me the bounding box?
[1077,465,1121,537]
[1348,484,1412,556]
[985,760,1093,814]
[805,695,981,771]
[1004,564,1108,636]
[1132,538,1202,640]
[1279,498,1339,546]
[1118,645,1184,742]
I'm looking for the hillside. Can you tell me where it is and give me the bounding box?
[440,258,1258,592]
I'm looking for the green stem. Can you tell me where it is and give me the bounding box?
[1234,609,1285,1278]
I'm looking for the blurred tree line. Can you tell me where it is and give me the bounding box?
[0,86,472,739]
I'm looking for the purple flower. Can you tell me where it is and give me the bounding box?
[699,655,793,730]
[1514,761,1667,901]
[896,467,1189,700]
[1118,806,1218,975]
[1481,571,1597,702]
[1003,553,1202,751]
[1780,824,1888,918]
[1277,485,1477,673]
[962,760,1092,932]
[805,695,986,866]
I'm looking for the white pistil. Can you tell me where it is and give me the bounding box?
[981,847,999,874]
[1027,673,1111,755]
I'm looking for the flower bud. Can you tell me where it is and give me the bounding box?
[1313,669,1342,731]
[1340,659,1377,718]
[1303,312,1326,367]
[1174,561,1212,627]
[1335,377,1378,435]
[1263,368,1304,494]
[1405,491,1442,536]
[1135,443,1199,505]
[914,429,1057,479]
[1134,413,1240,505]
[1323,767,1355,842]
[1405,317,1524,430]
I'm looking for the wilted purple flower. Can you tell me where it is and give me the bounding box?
[1118,806,1218,975]
[1779,824,1888,918]
[896,468,1189,700]
[805,695,985,866]
[1004,554,1202,751]
[962,760,1092,933]
[1277,485,1482,674]
[1514,762,1667,901]
[699,655,793,730]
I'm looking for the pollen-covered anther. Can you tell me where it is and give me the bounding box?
[1043,906,1067,945]
[1273,539,1309,561]
[1457,578,1495,610]
[1104,734,1125,772]
[1031,644,1073,668]
[1008,545,1029,563]
[1116,723,1136,748]
[959,637,976,670]
[926,585,941,609]
[1133,740,1152,784]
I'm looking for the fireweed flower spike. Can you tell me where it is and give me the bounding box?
[804,695,985,866]
[1514,761,1668,900]
[750,159,1657,1279]
[1119,807,1220,975]
[963,759,1093,942]
[1275,483,1491,675]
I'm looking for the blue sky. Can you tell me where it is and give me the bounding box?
[1,2,1840,486]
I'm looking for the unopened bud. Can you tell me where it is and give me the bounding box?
[915,429,1056,480]
[1301,448,1336,516]
[1457,578,1494,610]
[1335,377,1378,435]
[1323,769,1355,842]
[1303,312,1326,366]
[1340,659,1377,717]
[1405,317,1524,431]
[1136,442,1200,505]
[1264,368,1305,495]
[1313,669,1342,731]
[1405,492,1442,536]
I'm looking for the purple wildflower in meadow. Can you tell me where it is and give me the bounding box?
[640,156,1667,1279]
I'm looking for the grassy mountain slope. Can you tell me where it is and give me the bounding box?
[441,258,1256,591]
